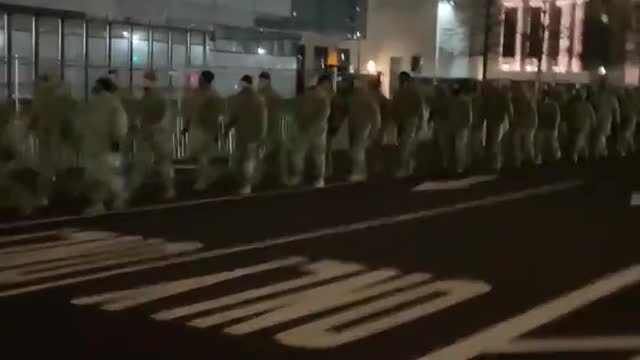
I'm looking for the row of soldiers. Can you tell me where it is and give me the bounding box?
[387,73,638,176]
[1,68,637,216]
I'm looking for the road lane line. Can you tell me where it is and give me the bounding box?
[0,181,581,298]
[416,264,640,360]
[0,230,63,245]
[0,182,354,230]
[487,336,640,354]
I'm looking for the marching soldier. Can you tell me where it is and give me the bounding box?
[511,83,538,168]
[346,76,381,182]
[536,89,562,163]
[257,71,287,184]
[128,70,175,200]
[289,74,333,188]
[572,87,596,163]
[392,72,424,178]
[80,77,129,215]
[182,70,225,191]
[227,75,268,195]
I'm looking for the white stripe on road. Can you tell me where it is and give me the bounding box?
[487,336,640,354]
[413,175,498,192]
[0,230,63,245]
[0,181,581,298]
[0,182,354,230]
[415,264,640,360]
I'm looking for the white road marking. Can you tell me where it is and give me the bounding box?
[0,181,355,230]
[77,258,489,349]
[0,230,66,245]
[487,336,640,354]
[276,280,491,349]
[631,192,640,206]
[72,257,306,311]
[416,264,640,360]
[0,240,202,286]
[153,260,365,321]
[0,181,579,298]
[413,175,498,192]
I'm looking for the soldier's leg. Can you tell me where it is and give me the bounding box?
[83,155,113,215]
[152,135,176,199]
[128,136,153,195]
[396,126,416,178]
[191,129,211,191]
[35,138,58,205]
[454,128,470,173]
[288,135,307,186]
[236,143,258,195]
[468,127,485,166]
[349,131,369,182]
[486,123,503,171]
[513,129,524,168]
[535,131,546,163]
[435,125,451,171]
[0,167,36,215]
[311,135,327,188]
[593,127,608,159]
[550,130,562,160]
[525,130,537,164]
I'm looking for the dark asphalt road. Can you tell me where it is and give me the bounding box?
[0,157,639,359]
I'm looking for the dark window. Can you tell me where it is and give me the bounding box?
[337,48,351,67]
[547,4,562,59]
[314,46,329,70]
[411,55,423,73]
[502,8,518,58]
[528,7,543,58]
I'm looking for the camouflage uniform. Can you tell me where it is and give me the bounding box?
[81,92,129,214]
[536,97,562,163]
[290,87,332,187]
[129,88,175,198]
[593,88,620,159]
[392,83,423,177]
[184,87,225,190]
[346,86,381,182]
[31,80,78,202]
[227,86,268,193]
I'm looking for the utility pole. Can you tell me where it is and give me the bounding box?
[482,0,494,81]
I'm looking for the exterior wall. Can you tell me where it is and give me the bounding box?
[0,0,292,28]
[0,2,299,100]
[361,0,438,94]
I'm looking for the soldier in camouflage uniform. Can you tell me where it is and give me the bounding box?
[128,70,175,200]
[227,75,268,195]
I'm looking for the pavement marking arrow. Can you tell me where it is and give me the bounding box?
[631,192,640,206]
[412,175,498,192]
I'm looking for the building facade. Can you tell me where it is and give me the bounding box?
[0,0,301,101]
[299,0,639,96]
